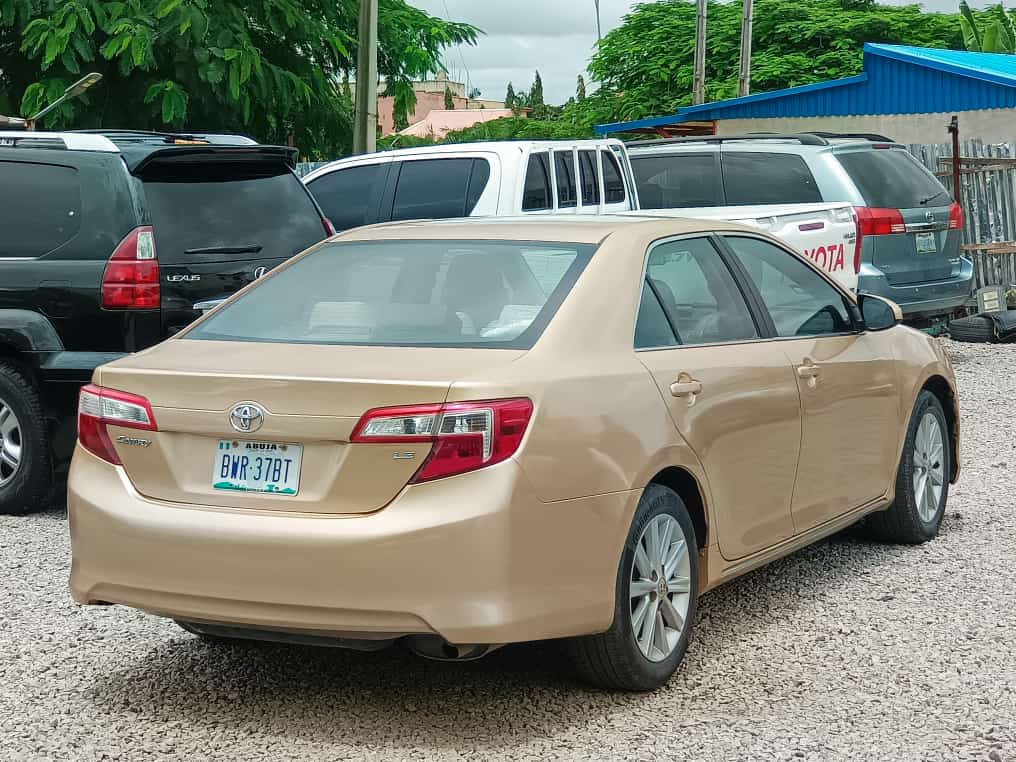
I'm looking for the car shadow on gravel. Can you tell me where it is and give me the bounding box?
[83,518,956,750]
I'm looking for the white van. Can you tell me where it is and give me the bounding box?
[301,140,860,291]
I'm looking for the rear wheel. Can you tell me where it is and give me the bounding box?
[568,484,698,691]
[866,390,950,544]
[0,362,50,516]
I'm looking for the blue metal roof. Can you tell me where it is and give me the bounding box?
[595,44,1016,134]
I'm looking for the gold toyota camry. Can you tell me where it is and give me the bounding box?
[69,217,959,691]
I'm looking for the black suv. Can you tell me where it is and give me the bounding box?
[0,130,330,515]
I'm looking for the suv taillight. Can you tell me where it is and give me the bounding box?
[949,202,964,230]
[78,384,157,464]
[854,207,906,237]
[322,218,336,236]
[101,226,159,310]
[350,398,534,482]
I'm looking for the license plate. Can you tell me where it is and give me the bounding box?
[916,232,937,254]
[212,440,302,495]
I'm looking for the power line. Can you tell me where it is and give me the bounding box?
[441,0,473,95]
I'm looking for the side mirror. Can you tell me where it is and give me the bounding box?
[858,293,902,331]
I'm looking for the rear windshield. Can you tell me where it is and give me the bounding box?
[185,239,594,349]
[142,162,325,263]
[836,149,951,209]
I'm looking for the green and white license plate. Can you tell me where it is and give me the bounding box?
[212,440,303,495]
[916,232,937,254]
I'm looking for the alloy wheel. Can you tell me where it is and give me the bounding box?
[629,513,692,662]
[912,411,945,524]
[0,397,22,488]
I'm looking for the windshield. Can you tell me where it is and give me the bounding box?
[142,161,325,263]
[836,149,951,209]
[185,239,594,349]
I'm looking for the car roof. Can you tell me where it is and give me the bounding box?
[333,215,755,245]
[304,138,626,176]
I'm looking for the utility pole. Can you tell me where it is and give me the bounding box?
[594,0,602,42]
[353,0,378,155]
[693,0,707,105]
[737,0,754,97]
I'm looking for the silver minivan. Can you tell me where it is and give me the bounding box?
[627,134,972,320]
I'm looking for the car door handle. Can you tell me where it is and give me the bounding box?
[796,360,821,388]
[670,379,703,398]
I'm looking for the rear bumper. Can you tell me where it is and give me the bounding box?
[68,447,634,646]
[858,259,974,318]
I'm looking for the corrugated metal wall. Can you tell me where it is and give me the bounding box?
[908,139,1016,289]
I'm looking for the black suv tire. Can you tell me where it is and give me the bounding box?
[0,361,51,516]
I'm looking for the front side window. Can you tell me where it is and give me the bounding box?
[307,163,383,232]
[186,239,594,349]
[630,153,723,209]
[390,158,489,221]
[641,237,758,346]
[724,236,853,337]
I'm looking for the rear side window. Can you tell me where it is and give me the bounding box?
[523,153,552,211]
[555,153,578,208]
[142,162,324,263]
[390,158,490,221]
[0,161,81,257]
[721,153,822,205]
[307,163,383,232]
[186,239,595,349]
[836,149,950,209]
[602,151,626,204]
[630,154,723,208]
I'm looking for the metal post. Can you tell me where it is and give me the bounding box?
[948,115,961,203]
[594,0,602,42]
[353,0,379,155]
[737,0,754,97]
[693,0,707,105]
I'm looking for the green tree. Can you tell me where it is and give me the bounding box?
[960,1,1016,53]
[576,74,587,101]
[444,85,455,109]
[585,0,965,126]
[528,70,544,110]
[504,81,516,109]
[1,0,477,158]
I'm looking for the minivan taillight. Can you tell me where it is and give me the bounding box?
[101,226,160,310]
[854,207,906,236]
[78,384,157,465]
[350,398,534,482]
[949,202,964,230]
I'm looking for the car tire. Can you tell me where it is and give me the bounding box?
[866,390,950,544]
[0,361,51,516]
[568,484,699,692]
[948,314,995,343]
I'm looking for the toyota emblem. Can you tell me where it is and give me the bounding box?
[252,266,269,279]
[229,402,265,433]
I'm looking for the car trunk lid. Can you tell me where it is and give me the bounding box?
[97,340,525,514]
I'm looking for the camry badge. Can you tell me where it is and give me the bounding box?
[229,402,265,434]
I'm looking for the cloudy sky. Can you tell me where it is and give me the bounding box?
[413,0,992,104]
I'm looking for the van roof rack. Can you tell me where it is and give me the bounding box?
[73,129,258,146]
[626,133,830,148]
[0,131,119,152]
[805,131,898,143]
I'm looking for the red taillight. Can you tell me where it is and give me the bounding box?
[949,202,964,230]
[78,384,157,465]
[854,207,906,237]
[101,226,160,310]
[853,209,863,275]
[350,398,534,482]
[322,218,336,236]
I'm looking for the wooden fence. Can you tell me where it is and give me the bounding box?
[908,139,1016,289]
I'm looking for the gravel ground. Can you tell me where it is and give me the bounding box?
[2,337,1014,762]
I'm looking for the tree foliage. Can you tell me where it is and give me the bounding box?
[585,0,966,126]
[960,1,1016,53]
[0,0,477,157]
